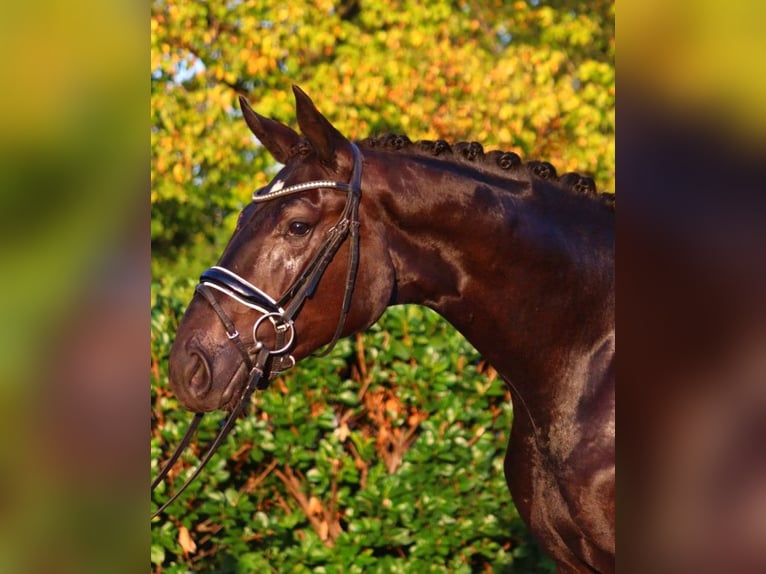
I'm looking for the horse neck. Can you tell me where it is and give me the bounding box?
[367,150,614,413]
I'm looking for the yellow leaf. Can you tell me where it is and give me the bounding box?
[308,496,323,516]
[172,163,184,183]
[318,520,329,540]
[178,525,197,554]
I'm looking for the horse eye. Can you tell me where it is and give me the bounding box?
[288,221,311,236]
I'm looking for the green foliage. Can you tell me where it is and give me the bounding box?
[152,0,612,570]
[152,300,555,572]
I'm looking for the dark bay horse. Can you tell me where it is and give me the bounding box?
[166,86,615,573]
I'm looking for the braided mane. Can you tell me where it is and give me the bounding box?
[359,133,614,210]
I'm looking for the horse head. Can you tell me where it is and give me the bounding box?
[168,86,395,413]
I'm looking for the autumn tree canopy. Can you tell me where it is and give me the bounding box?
[151,0,614,259]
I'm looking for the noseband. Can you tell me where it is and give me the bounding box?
[152,143,363,518]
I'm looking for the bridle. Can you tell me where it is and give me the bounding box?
[151,143,363,518]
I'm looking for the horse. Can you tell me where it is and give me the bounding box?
[164,86,615,573]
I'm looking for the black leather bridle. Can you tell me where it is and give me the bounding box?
[151,143,363,518]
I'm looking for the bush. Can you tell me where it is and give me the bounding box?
[152,293,555,572]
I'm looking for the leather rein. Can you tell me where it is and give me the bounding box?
[151,143,363,518]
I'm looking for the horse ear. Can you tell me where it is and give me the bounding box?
[292,85,350,167]
[239,96,300,164]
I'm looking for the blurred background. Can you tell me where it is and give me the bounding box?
[619,1,766,572]
[0,1,146,573]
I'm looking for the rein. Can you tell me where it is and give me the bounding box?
[151,143,363,518]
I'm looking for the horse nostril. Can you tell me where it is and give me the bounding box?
[187,351,212,400]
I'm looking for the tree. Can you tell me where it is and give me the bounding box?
[151,0,614,260]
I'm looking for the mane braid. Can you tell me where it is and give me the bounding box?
[360,132,614,211]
